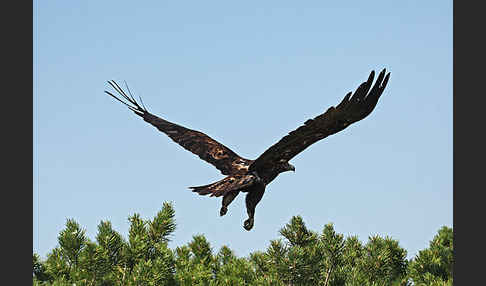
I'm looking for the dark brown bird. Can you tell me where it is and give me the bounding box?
[105,69,390,231]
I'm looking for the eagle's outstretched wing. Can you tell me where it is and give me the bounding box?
[105,81,252,175]
[250,69,390,173]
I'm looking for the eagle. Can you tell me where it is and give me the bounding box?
[105,69,390,231]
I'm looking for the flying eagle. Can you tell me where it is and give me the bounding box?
[105,69,390,231]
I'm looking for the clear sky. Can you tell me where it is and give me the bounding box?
[34,1,452,259]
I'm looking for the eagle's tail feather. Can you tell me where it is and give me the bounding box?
[105,80,148,117]
[189,174,257,197]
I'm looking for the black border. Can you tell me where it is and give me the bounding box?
[5,0,33,284]
[454,1,482,284]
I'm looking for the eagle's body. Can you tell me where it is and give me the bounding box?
[106,69,390,230]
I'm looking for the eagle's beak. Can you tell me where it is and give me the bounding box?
[290,165,296,172]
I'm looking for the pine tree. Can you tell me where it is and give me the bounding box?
[408,226,453,285]
[34,202,177,285]
[33,201,452,286]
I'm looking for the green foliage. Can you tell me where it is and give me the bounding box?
[34,202,177,286]
[279,216,318,247]
[214,246,256,285]
[353,235,408,286]
[149,202,177,244]
[58,219,87,270]
[408,226,453,285]
[34,202,453,286]
[33,253,51,282]
[173,237,215,285]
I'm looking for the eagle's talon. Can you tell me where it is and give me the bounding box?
[243,218,254,231]
[220,206,228,216]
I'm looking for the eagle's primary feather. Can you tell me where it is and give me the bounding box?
[105,69,391,231]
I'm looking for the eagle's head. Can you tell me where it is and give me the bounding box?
[280,162,295,173]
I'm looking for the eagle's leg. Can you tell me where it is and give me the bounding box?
[220,190,240,216]
[243,185,265,231]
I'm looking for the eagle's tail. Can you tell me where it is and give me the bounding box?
[189,174,257,197]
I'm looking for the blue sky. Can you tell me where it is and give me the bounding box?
[34,1,452,259]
